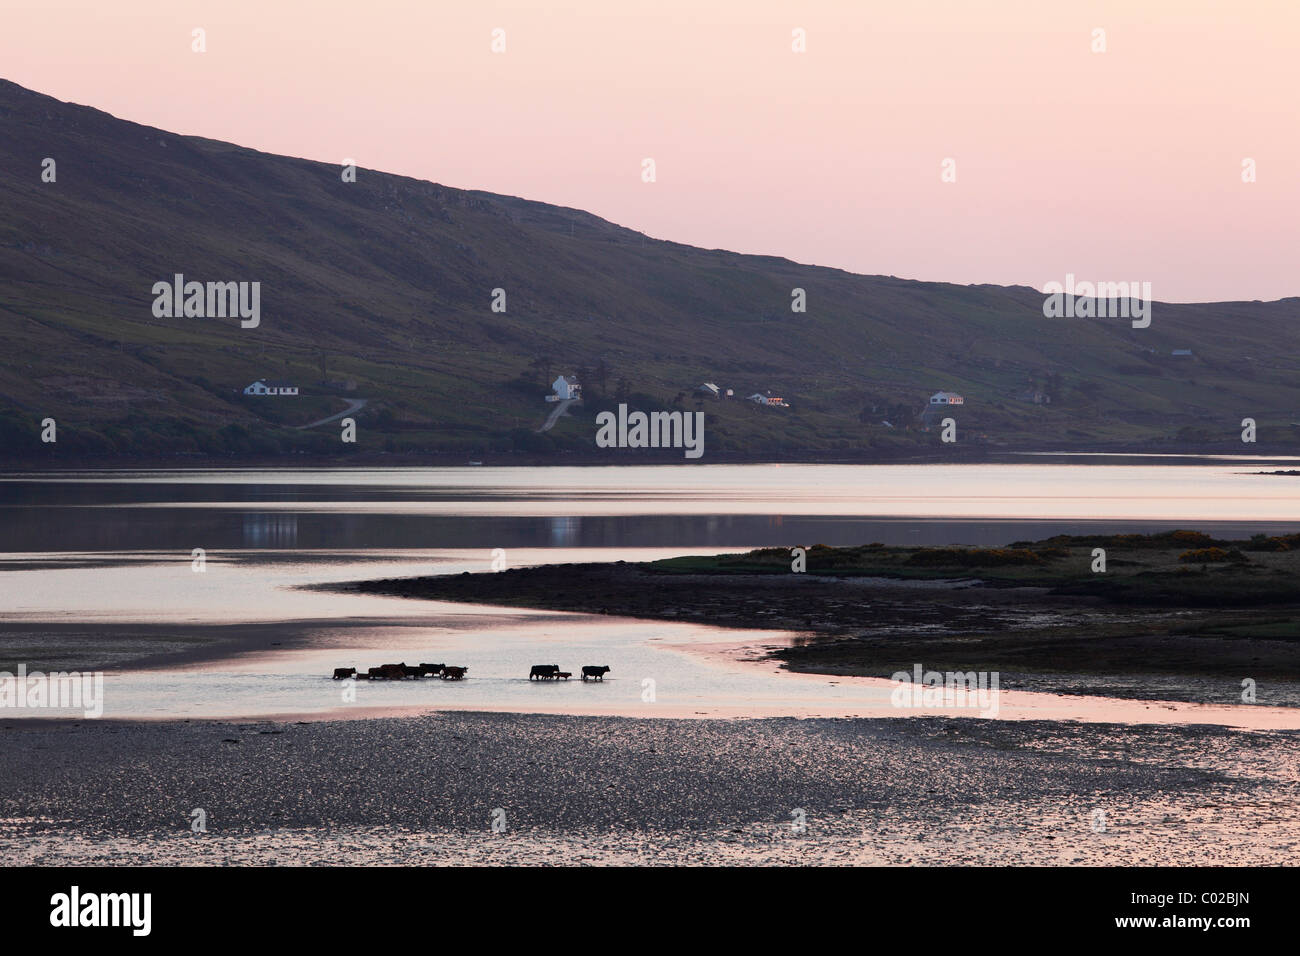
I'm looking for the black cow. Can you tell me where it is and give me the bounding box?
[418,663,445,677]
[332,667,356,680]
[555,672,572,680]
[440,666,468,681]
[530,665,560,681]
[581,665,611,682]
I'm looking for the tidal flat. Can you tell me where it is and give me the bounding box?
[3,712,1297,866]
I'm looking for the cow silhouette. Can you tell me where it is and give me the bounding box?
[581,665,611,682]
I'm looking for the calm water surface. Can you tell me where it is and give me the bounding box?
[2,463,1298,724]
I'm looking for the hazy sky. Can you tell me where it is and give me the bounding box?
[4,0,1297,302]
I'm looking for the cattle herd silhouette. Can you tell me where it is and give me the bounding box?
[332,663,467,681]
[530,664,610,681]
[331,663,610,682]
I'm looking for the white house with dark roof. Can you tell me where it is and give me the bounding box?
[549,375,582,401]
[929,391,964,405]
[244,379,299,396]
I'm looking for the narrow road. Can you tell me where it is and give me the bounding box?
[537,398,578,433]
[297,398,368,429]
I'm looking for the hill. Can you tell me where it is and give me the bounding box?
[2,78,1298,463]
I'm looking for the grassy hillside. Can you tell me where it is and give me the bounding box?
[2,78,1299,462]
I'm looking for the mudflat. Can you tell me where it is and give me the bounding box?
[2,712,1297,865]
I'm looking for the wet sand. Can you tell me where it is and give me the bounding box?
[2,712,1298,865]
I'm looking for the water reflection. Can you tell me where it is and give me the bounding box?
[242,513,299,548]
[0,463,1298,552]
[548,516,580,546]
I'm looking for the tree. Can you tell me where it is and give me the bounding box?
[1045,371,1064,403]
[1076,380,1103,400]
[529,356,554,385]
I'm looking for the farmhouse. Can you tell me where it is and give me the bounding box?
[243,380,299,396]
[929,391,964,405]
[549,375,582,401]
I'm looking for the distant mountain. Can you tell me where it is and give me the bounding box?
[2,78,1297,462]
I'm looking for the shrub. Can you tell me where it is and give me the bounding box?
[1178,547,1230,563]
[1170,530,1214,545]
[1033,547,1070,559]
[1245,535,1291,552]
[907,547,1044,568]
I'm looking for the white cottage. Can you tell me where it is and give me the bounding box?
[550,375,582,401]
[929,391,964,405]
[244,380,299,397]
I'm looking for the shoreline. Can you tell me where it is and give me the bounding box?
[337,533,1300,708]
[5,448,1300,472]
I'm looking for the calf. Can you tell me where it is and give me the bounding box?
[440,666,468,681]
[555,672,572,680]
[581,665,611,682]
[332,667,356,680]
[529,664,560,681]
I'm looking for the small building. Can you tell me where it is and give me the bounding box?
[929,391,964,405]
[1171,349,1194,357]
[549,375,582,401]
[696,383,721,399]
[244,379,299,396]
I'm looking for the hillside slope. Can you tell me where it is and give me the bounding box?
[2,78,1297,462]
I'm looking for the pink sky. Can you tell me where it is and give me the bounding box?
[3,0,1297,302]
